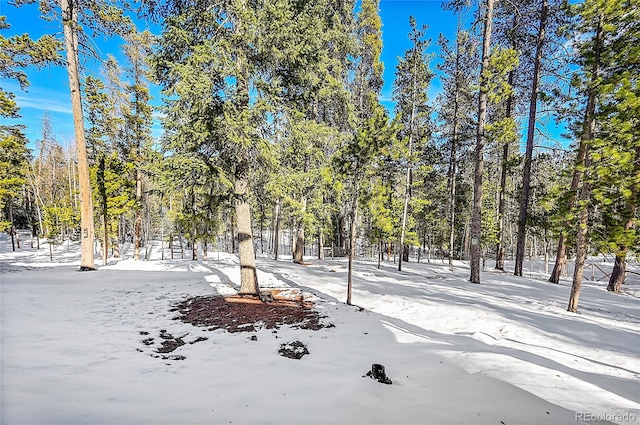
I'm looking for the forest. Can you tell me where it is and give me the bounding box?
[0,0,638,314]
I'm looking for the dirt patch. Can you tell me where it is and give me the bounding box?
[173,295,332,333]
[278,340,310,359]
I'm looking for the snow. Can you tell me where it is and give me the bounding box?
[1,232,639,425]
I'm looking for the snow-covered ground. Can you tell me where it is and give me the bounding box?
[1,233,639,425]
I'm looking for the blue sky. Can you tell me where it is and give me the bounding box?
[0,0,473,150]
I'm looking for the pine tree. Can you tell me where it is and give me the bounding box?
[151,0,342,295]
[0,14,61,249]
[122,30,155,261]
[470,0,495,284]
[567,0,607,312]
[16,0,132,270]
[337,0,386,304]
[436,28,478,268]
[393,16,434,272]
[514,0,550,276]
[586,0,639,294]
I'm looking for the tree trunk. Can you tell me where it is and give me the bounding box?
[549,235,568,283]
[607,146,638,292]
[235,156,259,296]
[62,0,95,270]
[274,199,281,260]
[607,254,627,293]
[102,211,108,266]
[97,156,109,266]
[134,169,142,260]
[568,176,590,313]
[293,196,307,264]
[470,0,494,284]
[113,218,121,258]
[259,204,265,254]
[8,197,15,252]
[318,223,324,260]
[447,26,466,270]
[515,0,548,276]
[347,198,357,306]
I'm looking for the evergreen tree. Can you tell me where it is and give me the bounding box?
[334,0,386,305]
[470,0,495,284]
[15,0,132,270]
[151,0,340,294]
[393,16,434,271]
[0,14,61,249]
[122,29,155,261]
[435,28,478,268]
[568,1,615,313]
[585,0,639,294]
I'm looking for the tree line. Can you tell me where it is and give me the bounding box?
[1,0,638,312]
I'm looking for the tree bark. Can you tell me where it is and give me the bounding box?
[274,199,281,260]
[61,0,95,270]
[470,0,494,284]
[8,197,15,252]
[568,173,590,313]
[235,156,259,295]
[293,196,307,264]
[318,224,324,260]
[347,197,357,305]
[134,169,142,260]
[607,254,627,293]
[515,0,548,276]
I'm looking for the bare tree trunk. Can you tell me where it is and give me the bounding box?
[97,156,109,266]
[293,196,307,264]
[102,211,108,265]
[318,223,324,260]
[134,169,142,260]
[274,199,281,261]
[8,197,15,252]
[470,0,494,284]
[607,254,627,293]
[62,0,95,270]
[515,0,548,276]
[568,175,590,313]
[347,198,357,306]
[447,24,463,270]
[235,156,259,295]
[112,217,121,258]
[259,204,264,254]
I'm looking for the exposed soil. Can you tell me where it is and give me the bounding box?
[278,340,310,359]
[172,295,332,333]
